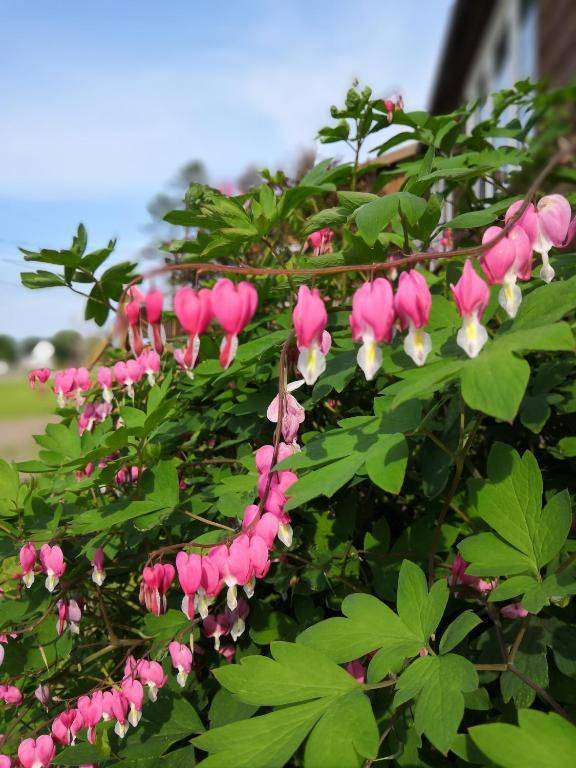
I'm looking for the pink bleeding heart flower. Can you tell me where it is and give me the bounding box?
[53,369,76,408]
[293,286,330,385]
[0,757,9,768]
[533,194,573,283]
[39,544,65,593]
[307,228,334,256]
[394,270,433,367]
[139,563,175,616]
[174,287,214,371]
[74,367,91,397]
[203,613,230,651]
[51,709,84,746]
[345,659,366,684]
[77,402,110,436]
[267,383,306,444]
[253,513,279,549]
[175,552,202,619]
[138,660,167,702]
[145,289,165,354]
[248,534,270,580]
[504,200,539,245]
[19,542,37,588]
[97,366,114,403]
[125,296,144,356]
[480,225,532,318]
[450,260,490,358]
[114,359,143,398]
[222,536,253,609]
[28,368,51,389]
[448,554,495,595]
[103,689,130,738]
[195,555,222,619]
[501,602,529,620]
[138,350,161,386]
[121,677,144,727]
[169,641,193,687]
[0,686,23,706]
[17,736,55,768]
[211,279,258,368]
[349,278,395,379]
[91,547,106,586]
[77,693,103,744]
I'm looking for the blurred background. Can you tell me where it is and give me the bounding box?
[1,0,575,459]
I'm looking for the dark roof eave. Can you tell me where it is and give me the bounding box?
[429,0,498,114]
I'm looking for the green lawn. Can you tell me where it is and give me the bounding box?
[0,377,55,419]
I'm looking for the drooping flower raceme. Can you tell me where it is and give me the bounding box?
[349,278,395,380]
[480,224,532,318]
[450,260,491,359]
[144,289,164,355]
[293,285,331,386]
[211,279,258,368]
[173,286,214,371]
[394,270,433,367]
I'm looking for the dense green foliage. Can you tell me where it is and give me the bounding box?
[2,80,576,767]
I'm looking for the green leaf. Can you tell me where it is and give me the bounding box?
[396,560,448,641]
[394,654,478,754]
[489,575,538,602]
[460,350,530,421]
[443,209,499,229]
[536,490,572,568]
[298,592,422,666]
[512,275,576,329]
[355,192,426,246]
[439,611,482,654]
[304,690,378,768]
[365,433,408,493]
[208,689,259,728]
[469,710,576,768]
[193,699,329,768]
[215,642,358,706]
[283,453,365,511]
[459,533,536,577]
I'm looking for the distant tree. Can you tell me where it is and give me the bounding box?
[50,330,83,365]
[20,336,41,356]
[0,334,17,363]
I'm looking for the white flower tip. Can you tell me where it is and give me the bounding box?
[457,316,488,359]
[176,670,188,687]
[114,721,128,738]
[404,328,431,367]
[278,523,293,548]
[540,263,556,284]
[297,346,326,386]
[23,571,35,588]
[357,339,382,381]
[45,574,58,592]
[226,585,238,611]
[498,283,522,319]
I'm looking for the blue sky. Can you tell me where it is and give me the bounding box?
[0,0,453,339]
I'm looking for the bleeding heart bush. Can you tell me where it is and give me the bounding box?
[2,80,576,767]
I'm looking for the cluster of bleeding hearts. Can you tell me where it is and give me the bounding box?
[0,651,195,768]
[28,193,574,408]
[139,382,303,639]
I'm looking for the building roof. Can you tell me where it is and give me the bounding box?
[429,0,497,114]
